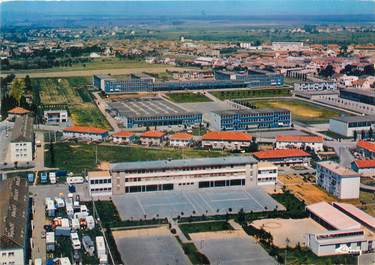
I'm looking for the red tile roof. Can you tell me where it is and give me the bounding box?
[276,135,323,143]
[141,131,166,138]
[8,107,30,115]
[354,159,375,169]
[357,140,375,153]
[253,149,311,159]
[63,126,108,134]
[112,131,134,138]
[170,132,193,140]
[202,131,252,142]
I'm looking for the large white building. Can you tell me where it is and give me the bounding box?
[169,132,194,148]
[43,109,68,125]
[294,82,337,92]
[275,135,324,152]
[110,156,259,194]
[87,171,113,199]
[9,115,34,163]
[316,161,360,199]
[329,116,375,138]
[272,42,304,51]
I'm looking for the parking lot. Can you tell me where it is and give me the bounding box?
[113,226,191,265]
[190,230,277,265]
[113,187,284,220]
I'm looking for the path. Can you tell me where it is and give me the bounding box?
[92,92,120,132]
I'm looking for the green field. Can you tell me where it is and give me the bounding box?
[32,77,111,129]
[45,143,226,173]
[249,98,345,124]
[167,92,212,103]
[211,88,290,100]
[179,221,233,240]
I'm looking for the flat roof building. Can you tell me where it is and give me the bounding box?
[9,115,35,162]
[316,161,360,199]
[109,97,202,129]
[110,156,258,194]
[275,135,324,152]
[205,108,291,131]
[329,115,375,137]
[0,177,30,265]
[253,149,311,166]
[88,171,112,199]
[333,202,375,232]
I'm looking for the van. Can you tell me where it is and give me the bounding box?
[66,176,84,185]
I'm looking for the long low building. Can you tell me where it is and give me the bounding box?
[253,149,311,166]
[205,108,291,131]
[357,140,375,159]
[63,126,109,141]
[201,131,253,150]
[275,135,324,152]
[329,115,375,137]
[351,159,375,176]
[110,156,259,194]
[109,97,202,129]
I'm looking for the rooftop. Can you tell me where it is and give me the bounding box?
[333,202,375,231]
[341,88,375,98]
[253,149,310,159]
[353,159,375,169]
[318,161,360,177]
[170,132,193,140]
[331,115,375,124]
[276,135,323,143]
[112,131,135,138]
[306,202,361,231]
[111,156,257,172]
[0,177,29,249]
[357,140,375,153]
[109,97,200,118]
[8,107,30,115]
[11,115,34,142]
[87,171,111,179]
[141,130,166,138]
[212,108,290,116]
[202,131,252,142]
[63,126,108,135]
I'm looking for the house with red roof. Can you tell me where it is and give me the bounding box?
[140,131,166,146]
[352,159,375,176]
[275,135,324,152]
[63,126,109,141]
[357,140,375,159]
[202,131,253,151]
[112,131,135,144]
[7,107,30,119]
[253,149,311,166]
[169,133,193,148]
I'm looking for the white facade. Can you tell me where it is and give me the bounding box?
[275,140,323,152]
[202,139,251,150]
[272,42,304,51]
[329,117,375,137]
[294,82,337,92]
[257,162,278,186]
[306,230,370,257]
[88,171,112,199]
[43,110,68,124]
[316,161,360,199]
[112,135,134,144]
[169,138,192,148]
[140,137,163,146]
[110,156,258,195]
[0,249,24,265]
[63,131,107,141]
[9,142,33,162]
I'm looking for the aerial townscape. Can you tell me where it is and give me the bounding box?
[1,1,375,265]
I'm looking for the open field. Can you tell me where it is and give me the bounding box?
[190,230,277,265]
[32,77,112,129]
[166,92,212,103]
[210,88,290,100]
[113,227,191,265]
[278,175,337,205]
[250,98,345,124]
[251,218,326,248]
[45,142,226,173]
[179,221,233,239]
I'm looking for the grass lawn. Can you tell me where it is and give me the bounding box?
[319,130,353,140]
[166,92,212,103]
[192,127,207,136]
[176,238,210,265]
[179,221,233,240]
[359,191,375,216]
[211,88,290,100]
[45,142,226,173]
[249,98,346,124]
[32,77,111,129]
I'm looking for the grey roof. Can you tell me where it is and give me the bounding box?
[93,74,115,80]
[331,115,375,123]
[11,115,34,143]
[212,108,290,116]
[111,156,257,172]
[0,177,29,249]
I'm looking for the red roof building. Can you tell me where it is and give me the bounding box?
[112,131,135,138]
[63,126,109,141]
[202,131,252,142]
[357,140,375,158]
[353,159,375,169]
[141,131,166,138]
[8,107,30,115]
[170,133,193,140]
[253,149,311,165]
[276,135,323,143]
[63,126,108,134]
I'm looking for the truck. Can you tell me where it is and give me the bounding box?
[40,172,48,184]
[66,176,84,185]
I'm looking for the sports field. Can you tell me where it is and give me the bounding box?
[249,98,345,124]
[33,77,111,129]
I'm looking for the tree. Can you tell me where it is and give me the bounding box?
[319,64,335,78]
[369,127,373,140]
[10,79,25,105]
[361,130,366,140]
[24,75,32,92]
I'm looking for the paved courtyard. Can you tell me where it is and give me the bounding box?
[113,227,191,265]
[113,187,284,220]
[190,230,277,265]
